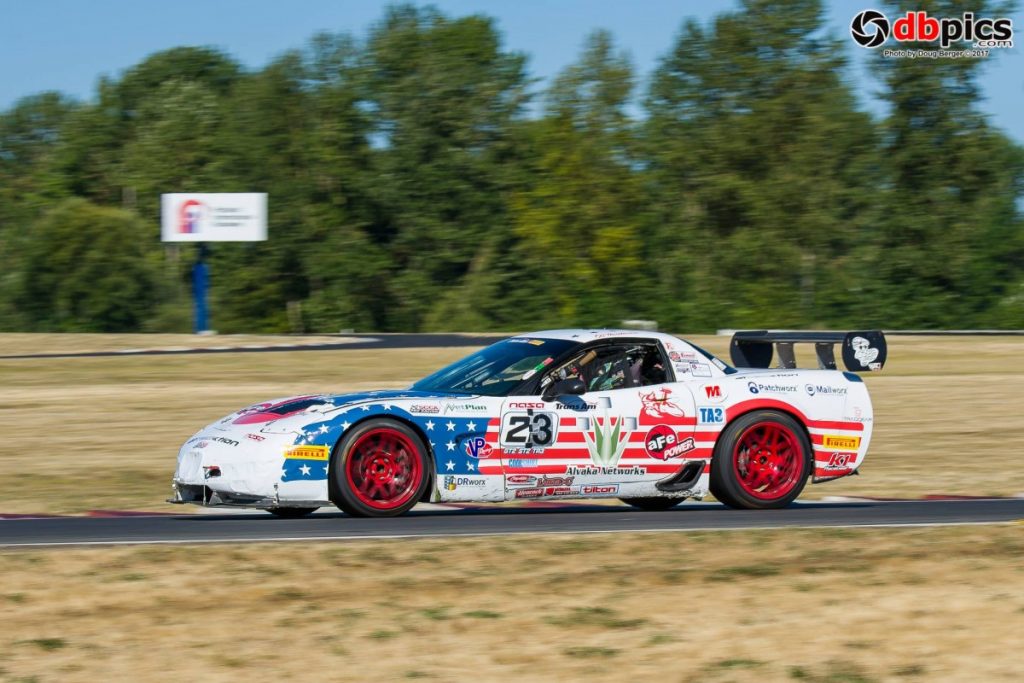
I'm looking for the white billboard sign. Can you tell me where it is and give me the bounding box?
[161,193,267,242]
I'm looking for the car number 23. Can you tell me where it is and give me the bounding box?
[500,411,558,448]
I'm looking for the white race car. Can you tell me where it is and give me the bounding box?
[171,329,885,517]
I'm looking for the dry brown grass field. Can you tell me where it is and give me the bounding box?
[0,334,1021,513]
[1,335,1023,682]
[2,525,1023,681]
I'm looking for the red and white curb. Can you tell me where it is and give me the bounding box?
[822,493,1024,502]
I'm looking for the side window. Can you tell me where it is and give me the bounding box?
[546,344,668,392]
[634,345,668,386]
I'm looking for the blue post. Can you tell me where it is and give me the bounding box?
[192,244,209,333]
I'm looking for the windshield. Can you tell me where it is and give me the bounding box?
[412,337,579,396]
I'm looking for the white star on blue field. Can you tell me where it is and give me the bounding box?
[282,404,493,481]
[425,416,492,475]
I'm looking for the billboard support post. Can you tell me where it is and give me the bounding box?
[193,244,210,334]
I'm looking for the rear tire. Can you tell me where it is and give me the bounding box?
[619,497,684,511]
[331,419,430,518]
[709,410,811,509]
[267,507,318,518]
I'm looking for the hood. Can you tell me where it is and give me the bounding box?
[211,389,461,432]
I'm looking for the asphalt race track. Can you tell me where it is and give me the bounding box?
[0,333,502,360]
[1,499,1022,548]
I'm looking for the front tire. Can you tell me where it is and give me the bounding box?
[709,410,811,509]
[331,419,430,517]
[619,497,684,511]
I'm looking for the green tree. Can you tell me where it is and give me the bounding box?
[645,0,881,330]
[361,5,530,329]
[120,79,231,216]
[17,199,155,331]
[1,3,1021,334]
[51,48,241,204]
[300,34,393,331]
[509,30,646,326]
[869,0,1024,327]
[0,93,78,329]
[209,41,388,332]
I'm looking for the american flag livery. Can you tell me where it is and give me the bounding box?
[172,327,881,516]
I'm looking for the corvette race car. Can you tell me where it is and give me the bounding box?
[171,329,885,517]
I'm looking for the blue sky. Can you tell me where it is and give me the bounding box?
[1,0,1021,140]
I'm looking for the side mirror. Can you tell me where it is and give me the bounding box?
[542,377,586,401]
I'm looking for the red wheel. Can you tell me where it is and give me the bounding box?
[346,429,422,509]
[733,422,803,500]
[331,419,429,517]
[710,410,811,509]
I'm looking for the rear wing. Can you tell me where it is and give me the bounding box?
[729,330,886,372]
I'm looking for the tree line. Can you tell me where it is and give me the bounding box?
[1,0,1021,333]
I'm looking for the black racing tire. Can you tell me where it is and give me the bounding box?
[619,497,685,511]
[267,507,319,518]
[330,418,430,518]
[709,410,812,510]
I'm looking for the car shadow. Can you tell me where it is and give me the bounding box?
[174,499,877,522]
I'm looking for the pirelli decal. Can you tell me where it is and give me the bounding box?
[822,435,861,450]
[284,445,330,460]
